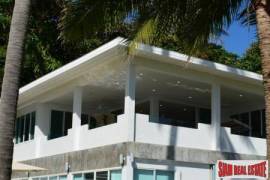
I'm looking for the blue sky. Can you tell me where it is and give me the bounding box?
[220,21,257,56]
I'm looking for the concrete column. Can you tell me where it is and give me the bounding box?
[72,87,82,150]
[124,62,136,142]
[72,87,82,128]
[35,104,50,158]
[121,154,134,180]
[211,83,221,151]
[174,171,181,180]
[150,97,159,122]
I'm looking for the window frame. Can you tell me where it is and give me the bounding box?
[15,111,36,144]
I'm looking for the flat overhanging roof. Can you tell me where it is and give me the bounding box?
[18,37,263,106]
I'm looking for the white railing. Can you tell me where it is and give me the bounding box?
[221,127,266,156]
[13,114,128,161]
[13,113,266,161]
[135,114,212,150]
[135,113,266,156]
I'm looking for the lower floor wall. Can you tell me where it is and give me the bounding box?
[12,142,265,180]
[13,160,212,180]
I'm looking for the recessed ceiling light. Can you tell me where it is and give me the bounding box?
[177,81,181,84]
[183,108,187,111]
[239,94,243,97]
[139,73,144,76]
[152,89,156,92]
[160,104,163,107]
[188,96,192,99]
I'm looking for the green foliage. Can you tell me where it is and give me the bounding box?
[0,0,113,88]
[59,0,243,54]
[197,43,239,67]
[238,42,261,73]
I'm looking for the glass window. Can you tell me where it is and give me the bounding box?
[59,175,67,180]
[81,114,89,125]
[156,170,174,180]
[251,110,261,138]
[32,178,39,180]
[262,109,266,138]
[14,112,36,143]
[64,112,72,135]
[50,110,64,139]
[134,169,154,180]
[30,112,36,140]
[136,102,150,115]
[89,116,97,129]
[19,116,25,142]
[40,177,48,180]
[73,174,83,180]
[110,170,121,180]
[84,173,94,180]
[199,108,211,124]
[15,118,19,143]
[24,114,31,141]
[228,113,249,136]
[159,101,196,128]
[96,171,108,180]
[111,109,124,117]
[49,176,57,180]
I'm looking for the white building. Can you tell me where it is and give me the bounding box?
[12,37,266,180]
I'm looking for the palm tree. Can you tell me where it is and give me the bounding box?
[0,0,31,179]
[60,0,270,177]
[254,2,270,177]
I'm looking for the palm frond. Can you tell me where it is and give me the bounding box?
[59,0,243,54]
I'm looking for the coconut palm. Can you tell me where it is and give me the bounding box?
[0,0,31,179]
[60,0,270,177]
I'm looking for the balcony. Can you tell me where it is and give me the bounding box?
[14,54,266,161]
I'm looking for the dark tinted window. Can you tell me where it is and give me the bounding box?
[96,171,107,180]
[84,173,94,180]
[159,101,196,128]
[15,118,19,143]
[30,112,36,140]
[135,102,150,115]
[24,114,31,141]
[89,116,97,129]
[50,110,64,139]
[19,117,24,142]
[262,109,266,138]
[81,114,89,125]
[199,108,211,124]
[64,112,72,135]
[251,110,261,138]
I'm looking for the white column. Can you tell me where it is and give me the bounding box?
[150,97,159,122]
[72,87,82,128]
[211,83,221,151]
[121,154,134,180]
[124,62,136,142]
[72,87,82,150]
[35,104,50,158]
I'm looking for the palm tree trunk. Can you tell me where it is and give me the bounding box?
[255,0,270,178]
[0,0,31,179]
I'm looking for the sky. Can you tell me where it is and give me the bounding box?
[220,21,257,57]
